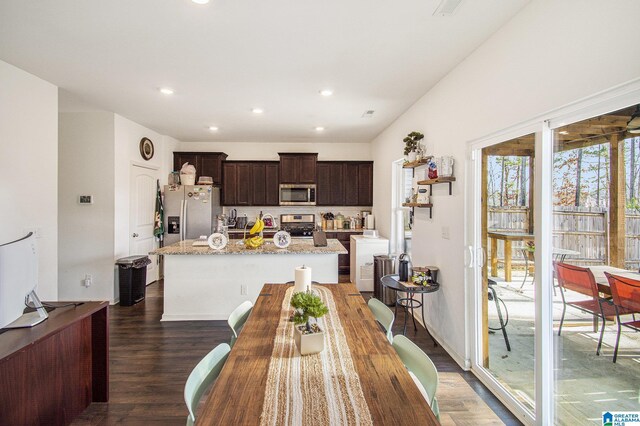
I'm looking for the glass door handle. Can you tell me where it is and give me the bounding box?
[477,247,486,267]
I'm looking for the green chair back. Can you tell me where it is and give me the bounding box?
[184,343,230,426]
[392,334,440,419]
[368,297,394,343]
[228,300,253,347]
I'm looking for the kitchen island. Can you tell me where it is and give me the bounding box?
[150,239,347,321]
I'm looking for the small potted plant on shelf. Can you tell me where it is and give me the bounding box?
[404,131,424,163]
[291,291,329,355]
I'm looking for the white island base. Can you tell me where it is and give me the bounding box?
[153,239,346,321]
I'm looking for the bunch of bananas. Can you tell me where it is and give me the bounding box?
[244,216,265,249]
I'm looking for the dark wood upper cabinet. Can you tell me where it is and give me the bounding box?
[316,162,345,206]
[173,152,227,185]
[317,161,373,206]
[236,163,253,206]
[298,155,317,183]
[279,155,298,184]
[357,162,373,206]
[316,163,332,206]
[222,163,238,205]
[343,163,360,206]
[251,163,267,206]
[223,161,279,206]
[264,163,280,206]
[173,153,199,176]
[278,153,317,184]
[199,153,226,185]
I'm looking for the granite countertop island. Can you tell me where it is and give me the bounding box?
[154,238,347,321]
[151,238,347,256]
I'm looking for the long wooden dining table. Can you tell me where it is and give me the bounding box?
[198,283,438,425]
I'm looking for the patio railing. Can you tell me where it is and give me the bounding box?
[488,206,640,270]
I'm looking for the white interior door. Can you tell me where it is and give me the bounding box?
[130,164,158,285]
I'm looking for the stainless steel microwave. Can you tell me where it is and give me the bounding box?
[279,184,316,206]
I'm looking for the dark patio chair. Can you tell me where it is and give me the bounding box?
[488,279,510,351]
[604,272,640,363]
[554,262,619,356]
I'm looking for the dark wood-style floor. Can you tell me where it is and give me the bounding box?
[73,279,521,425]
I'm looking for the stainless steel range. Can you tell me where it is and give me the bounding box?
[280,214,316,237]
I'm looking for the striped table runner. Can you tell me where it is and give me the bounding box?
[260,285,374,426]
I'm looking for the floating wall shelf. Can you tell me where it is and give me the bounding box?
[417,176,456,195]
[402,157,433,169]
[402,203,433,218]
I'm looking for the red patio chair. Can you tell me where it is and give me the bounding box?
[604,272,640,363]
[554,262,619,356]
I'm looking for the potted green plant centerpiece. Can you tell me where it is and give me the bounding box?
[291,291,329,355]
[403,131,424,163]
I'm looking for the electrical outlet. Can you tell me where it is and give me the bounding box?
[84,274,92,288]
[240,284,248,295]
[441,226,450,240]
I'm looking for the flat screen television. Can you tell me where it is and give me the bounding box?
[0,232,48,329]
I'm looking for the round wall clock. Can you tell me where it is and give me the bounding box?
[139,137,154,161]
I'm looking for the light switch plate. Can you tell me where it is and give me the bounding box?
[79,195,93,204]
[441,226,450,240]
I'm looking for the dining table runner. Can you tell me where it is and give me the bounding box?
[260,285,374,426]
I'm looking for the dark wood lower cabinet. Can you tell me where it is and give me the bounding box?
[326,231,362,275]
[0,302,109,426]
[228,231,277,239]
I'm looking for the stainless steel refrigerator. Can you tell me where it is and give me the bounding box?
[163,185,221,245]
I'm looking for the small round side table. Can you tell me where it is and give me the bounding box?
[381,274,440,346]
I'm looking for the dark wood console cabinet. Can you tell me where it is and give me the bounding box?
[0,302,109,426]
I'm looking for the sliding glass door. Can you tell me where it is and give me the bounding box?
[551,105,640,425]
[467,90,640,425]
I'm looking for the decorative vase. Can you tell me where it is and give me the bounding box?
[408,151,417,162]
[294,325,325,356]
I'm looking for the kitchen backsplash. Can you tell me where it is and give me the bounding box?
[222,206,371,227]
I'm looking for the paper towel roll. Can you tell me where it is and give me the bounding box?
[294,265,312,293]
[366,214,375,230]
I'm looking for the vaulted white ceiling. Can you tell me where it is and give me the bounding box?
[0,0,528,142]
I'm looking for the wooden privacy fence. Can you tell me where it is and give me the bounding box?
[488,206,640,270]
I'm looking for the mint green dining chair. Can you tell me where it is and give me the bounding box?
[228,300,253,347]
[184,343,230,426]
[368,297,394,343]
[392,334,440,420]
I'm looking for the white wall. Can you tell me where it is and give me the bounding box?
[179,141,371,161]
[113,114,166,261]
[0,60,58,300]
[370,0,640,367]
[58,112,115,301]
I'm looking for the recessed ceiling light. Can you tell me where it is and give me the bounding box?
[559,130,569,135]
[319,89,333,97]
[315,126,325,132]
[252,108,264,114]
[208,126,219,131]
[159,87,174,95]
[191,0,210,4]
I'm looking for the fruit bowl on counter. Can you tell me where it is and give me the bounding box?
[243,216,265,249]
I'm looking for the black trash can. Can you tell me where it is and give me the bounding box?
[116,255,151,306]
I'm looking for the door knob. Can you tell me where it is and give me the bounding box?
[132,233,139,237]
